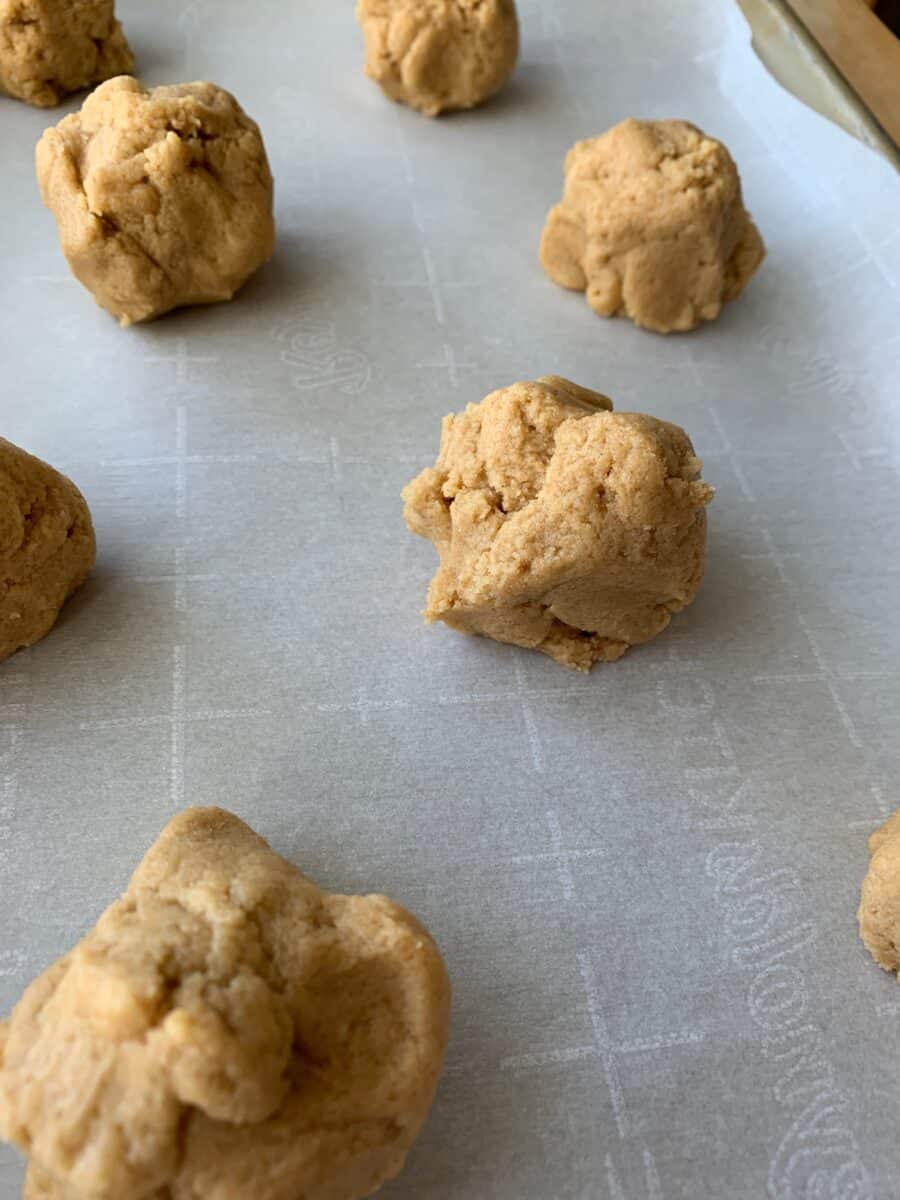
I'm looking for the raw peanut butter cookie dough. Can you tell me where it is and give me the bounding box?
[540,118,765,334]
[402,376,713,671]
[0,808,450,1200]
[0,0,133,108]
[356,0,518,116]
[858,809,900,974]
[36,76,275,326]
[0,438,95,663]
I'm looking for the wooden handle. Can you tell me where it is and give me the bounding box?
[783,0,900,147]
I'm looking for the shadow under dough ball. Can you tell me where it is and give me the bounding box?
[540,118,765,333]
[35,76,275,326]
[0,0,133,108]
[0,438,95,663]
[356,0,519,116]
[0,808,450,1200]
[402,375,714,671]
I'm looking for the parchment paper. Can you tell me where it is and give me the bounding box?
[1,2,898,1197]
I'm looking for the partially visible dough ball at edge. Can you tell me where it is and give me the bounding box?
[0,807,450,1200]
[0,0,134,108]
[356,0,519,116]
[0,438,95,663]
[859,809,900,975]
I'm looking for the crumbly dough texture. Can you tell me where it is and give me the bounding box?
[858,809,900,975]
[408,374,710,672]
[539,119,765,334]
[402,376,713,671]
[0,0,133,108]
[0,808,450,1200]
[356,0,518,116]
[35,76,275,326]
[0,438,95,663]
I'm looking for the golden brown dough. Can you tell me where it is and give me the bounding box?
[36,76,275,326]
[402,376,713,671]
[0,0,133,108]
[540,118,765,333]
[0,438,95,663]
[356,0,519,116]
[0,808,450,1200]
[859,809,900,974]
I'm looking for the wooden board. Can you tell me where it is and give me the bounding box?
[785,0,900,146]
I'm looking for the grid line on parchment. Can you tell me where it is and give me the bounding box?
[500,947,704,1143]
[416,343,478,389]
[75,404,271,788]
[606,1148,665,1200]
[66,656,723,737]
[687,349,894,1030]
[687,351,876,758]
[510,809,604,903]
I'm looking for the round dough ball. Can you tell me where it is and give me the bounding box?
[35,76,275,326]
[0,0,133,108]
[0,808,450,1200]
[402,375,714,671]
[0,438,95,662]
[356,0,519,117]
[539,118,765,334]
[858,808,900,974]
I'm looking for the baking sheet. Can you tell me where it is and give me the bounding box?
[1,1,899,1197]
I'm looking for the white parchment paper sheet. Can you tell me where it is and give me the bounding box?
[1,2,898,1196]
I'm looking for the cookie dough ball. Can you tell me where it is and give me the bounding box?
[36,76,275,326]
[0,0,133,108]
[356,0,519,117]
[0,808,450,1200]
[402,376,713,671]
[858,809,900,974]
[539,119,765,334]
[0,438,95,663]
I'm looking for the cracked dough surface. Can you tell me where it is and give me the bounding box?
[0,0,133,108]
[0,808,450,1200]
[35,76,275,326]
[540,118,765,333]
[0,438,95,663]
[356,0,518,116]
[402,376,713,671]
[858,809,900,975]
